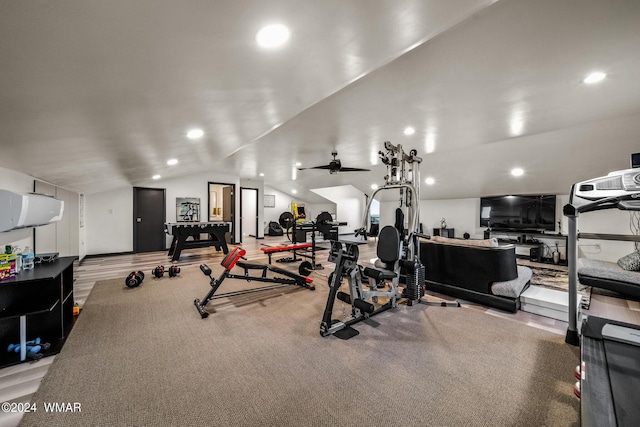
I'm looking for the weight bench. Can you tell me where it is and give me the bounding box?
[260,243,313,264]
[194,246,315,318]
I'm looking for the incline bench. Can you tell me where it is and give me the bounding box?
[194,246,315,318]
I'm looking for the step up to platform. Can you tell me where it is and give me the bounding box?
[520,286,581,322]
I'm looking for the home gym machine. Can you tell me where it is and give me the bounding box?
[194,246,315,319]
[320,142,458,339]
[563,162,640,426]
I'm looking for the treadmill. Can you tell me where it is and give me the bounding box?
[581,316,640,426]
[563,156,640,425]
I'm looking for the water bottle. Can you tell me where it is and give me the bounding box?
[14,246,22,273]
[22,246,35,270]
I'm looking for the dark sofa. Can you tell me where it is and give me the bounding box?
[419,237,531,313]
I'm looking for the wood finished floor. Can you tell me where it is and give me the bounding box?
[2,235,639,427]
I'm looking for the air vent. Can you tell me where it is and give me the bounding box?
[622,172,640,190]
[579,184,594,192]
[595,176,623,190]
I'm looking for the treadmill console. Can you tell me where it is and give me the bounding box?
[570,168,640,209]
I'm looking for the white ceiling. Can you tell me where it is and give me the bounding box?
[2,0,640,204]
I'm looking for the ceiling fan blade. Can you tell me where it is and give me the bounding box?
[339,167,371,172]
[299,165,332,170]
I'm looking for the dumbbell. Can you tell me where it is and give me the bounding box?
[125,271,145,288]
[8,342,51,353]
[151,265,180,278]
[168,265,180,277]
[7,340,51,353]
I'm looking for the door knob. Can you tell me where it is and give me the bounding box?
[137,218,142,222]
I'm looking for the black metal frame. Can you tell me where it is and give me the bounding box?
[194,247,315,319]
[564,193,640,345]
[319,230,459,339]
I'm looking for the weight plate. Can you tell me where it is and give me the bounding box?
[316,211,333,238]
[278,211,295,229]
[298,261,313,277]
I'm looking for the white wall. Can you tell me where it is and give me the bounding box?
[576,208,637,262]
[310,185,364,234]
[4,158,636,264]
[85,187,133,254]
[85,171,241,255]
[263,185,336,232]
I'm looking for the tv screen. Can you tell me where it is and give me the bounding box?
[480,195,556,232]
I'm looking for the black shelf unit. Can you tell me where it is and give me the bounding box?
[433,228,455,238]
[489,230,568,266]
[0,257,75,368]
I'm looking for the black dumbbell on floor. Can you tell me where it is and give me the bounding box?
[125,271,145,288]
[151,265,180,278]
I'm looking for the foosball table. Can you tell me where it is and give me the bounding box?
[165,222,231,261]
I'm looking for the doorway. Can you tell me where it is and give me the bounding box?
[133,187,166,253]
[208,182,236,243]
[240,187,259,242]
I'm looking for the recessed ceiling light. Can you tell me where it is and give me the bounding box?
[425,177,435,185]
[186,128,204,140]
[295,162,301,167]
[152,175,161,180]
[291,189,297,194]
[404,126,415,136]
[259,173,264,177]
[256,24,290,48]
[167,159,178,166]
[511,168,524,177]
[583,71,606,84]
[371,184,378,190]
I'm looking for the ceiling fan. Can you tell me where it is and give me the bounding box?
[298,151,370,174]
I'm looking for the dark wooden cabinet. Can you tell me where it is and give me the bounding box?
[0,257,75,368]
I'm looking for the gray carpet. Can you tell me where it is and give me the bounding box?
[20,265,579,426]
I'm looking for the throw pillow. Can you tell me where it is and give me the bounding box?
[617,252,640,271]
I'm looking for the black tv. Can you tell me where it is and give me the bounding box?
[480,195,556,232]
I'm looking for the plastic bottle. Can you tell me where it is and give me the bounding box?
[14,247,22,273]
[22,246,35,270]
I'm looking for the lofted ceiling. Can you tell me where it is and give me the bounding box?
[1,0,640,204]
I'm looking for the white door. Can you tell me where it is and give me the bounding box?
[241,188,257,240]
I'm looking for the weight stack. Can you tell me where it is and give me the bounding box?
[404,261,425,300]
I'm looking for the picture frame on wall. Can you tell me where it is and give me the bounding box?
[176,197,200,222]
[264,194,275,208]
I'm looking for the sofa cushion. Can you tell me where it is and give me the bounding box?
[430,236,499,248]
[617,252,640,271]
[491,265,532,298]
